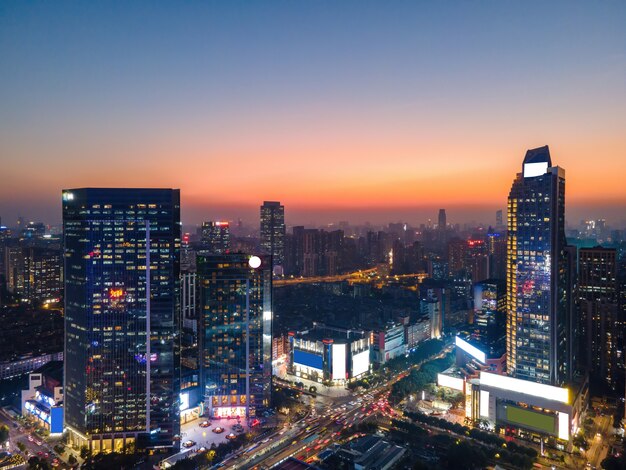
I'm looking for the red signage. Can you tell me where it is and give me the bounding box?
[109,288,124,299]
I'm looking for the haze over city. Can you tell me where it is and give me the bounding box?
[1,1,625,226]
[1,3,626,470]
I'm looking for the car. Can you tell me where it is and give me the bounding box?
[182,440,196,448]
[213,427,224,434]
[199,421,211,428]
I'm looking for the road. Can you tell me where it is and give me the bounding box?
[226,390,390,469]
[586,413,613,469]
[0,407,64,468]
[224,346,454,469]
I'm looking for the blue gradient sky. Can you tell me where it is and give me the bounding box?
[1,1,625,226]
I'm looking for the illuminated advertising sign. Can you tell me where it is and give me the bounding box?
[51,407,64,434]
[504,405,556,435]
[480,371,569,404]
[480,390,490,418]
[351,350,369,377]
[558,412,570,440]
[180,392,190,411]
[437,373,464,392]
[293,349,323,371]
[523,162,549,178]
[455,336,486,364]
[109,288,125,299]
[213,406,246,418]
[332,344,346,380]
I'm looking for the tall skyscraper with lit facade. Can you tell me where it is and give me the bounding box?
[260,201,285,270]
[63,188,181,453]
[201,221,231,254]
[197,253,272,419]
[506,146,571,386]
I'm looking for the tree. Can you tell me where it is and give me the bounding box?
[79,445,90,459]
[572,432,587,451]
[68,454,77,465]
[0,424,9,443]
[28,456,52,470]
[443,441,487,469]
[82,452,142,470]
[602,454,626,470]
[17,441,26,452]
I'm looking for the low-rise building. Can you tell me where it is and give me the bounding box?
[436,335,588,444]
[405,317,431,349]
[1,352,64,380]
[468,371,588,443]
[289,324,370,385]
[371,323,406,365]
[21,361,64,434]
[338,435,406,470]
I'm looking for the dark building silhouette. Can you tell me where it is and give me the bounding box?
[201,221,231,254]
[260,201,285,271]
[579,247,621,389]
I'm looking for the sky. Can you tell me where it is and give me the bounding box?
[1,1,625,227]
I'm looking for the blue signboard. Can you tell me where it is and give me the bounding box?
[293,350,323,370]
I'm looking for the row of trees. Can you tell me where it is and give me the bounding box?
[390,353,454,402]
[405,410,537,458]
[385,339,446,375]
[392,417,536,469]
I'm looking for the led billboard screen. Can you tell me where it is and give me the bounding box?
[504,405,556,435]
[293,349,323,371]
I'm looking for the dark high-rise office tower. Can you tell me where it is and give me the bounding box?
[438,209,447,230]
[260,201,285,271]
[486,231,507,281]
[63,188,181,453]
[496,210,504,229]
[506,146,570,385]
[197,253,272,419]
[473,279,506,358]
[447,238,467,275]
[579,247,620,389]
[201,221,231,254]
[5,245,62,303]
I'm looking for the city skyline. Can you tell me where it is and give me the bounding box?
[1,3,626,469]
[1,2,625,226]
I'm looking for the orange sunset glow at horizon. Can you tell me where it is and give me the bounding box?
[1,2,624,226]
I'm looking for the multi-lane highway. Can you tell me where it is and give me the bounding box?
[224,389,392,469]
[222,345,452,469]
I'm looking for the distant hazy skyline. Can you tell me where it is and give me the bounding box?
[1,2,625,226]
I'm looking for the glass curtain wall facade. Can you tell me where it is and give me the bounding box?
[63,188,180,453]
[579,247,620,388]
[260,201,285,268]
[197,254,272,419]
[506,147,570,386]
